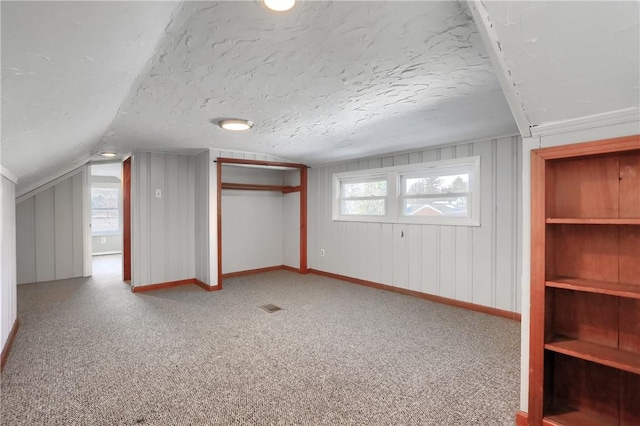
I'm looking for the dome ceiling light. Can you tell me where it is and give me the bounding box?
[264,0,295,12]
[218,119,254,131]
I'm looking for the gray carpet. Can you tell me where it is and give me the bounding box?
[1,270,520,425]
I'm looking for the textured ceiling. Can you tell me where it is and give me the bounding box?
[100,1,515,166]
[1,1,179,194]
[2,1,639,196]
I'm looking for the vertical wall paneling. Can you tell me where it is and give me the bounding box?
[308,168,319,270]
[149,153,166,284]
[130,152,196,287]
[407,224,422,292]
[16,167,87,284]
[34,189,55,282]
[326,166,340,274]
[380,223,394,286]
[471,139,496,307]
[283,170,300,269]
[53,179,73,279]
[421,225,440,295]
[392,223,408,288]
[366,222,382,282]
[16,198,35,284]
[194,151,210,284]
[71,173,84,278]
[308,136,523,313]
[495,137,517,311]
[1,175,17,353]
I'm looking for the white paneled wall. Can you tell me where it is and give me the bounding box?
[221,166,285,274]
[283,170,300,269]
[1,174,18,352]
[194,150,211,284]
[16,168,87,284]
[131,152,196,287]
[308,136,523,313]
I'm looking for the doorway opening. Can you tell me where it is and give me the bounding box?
[90,163,123,280]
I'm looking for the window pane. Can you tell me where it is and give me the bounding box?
[91,188,119,209]
[404,174,469,195]
[341,199,386,216]
[92,187,119,233]
[341,180,387,198]
[403,196,468,217]
[92,209,119,233]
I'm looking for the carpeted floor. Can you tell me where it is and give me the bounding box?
[1,270,520,425]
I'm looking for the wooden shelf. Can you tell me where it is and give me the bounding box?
[545,406,617,426]
[546,277,640,299]
[546,218,640,225]
[545,337,640,375]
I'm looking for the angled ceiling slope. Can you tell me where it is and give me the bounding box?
[1,1,179,196]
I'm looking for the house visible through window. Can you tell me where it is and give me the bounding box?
[332,156,480,226]
[91,187,119,234]
[401,173,470,218]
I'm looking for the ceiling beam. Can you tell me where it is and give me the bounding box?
[467,0,532,138]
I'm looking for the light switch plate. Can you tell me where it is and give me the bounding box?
[155,189,162,198]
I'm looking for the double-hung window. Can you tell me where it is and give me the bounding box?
[336,175,388,220]
[332,156,480,226]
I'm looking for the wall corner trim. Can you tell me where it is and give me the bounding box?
[466,0,531,137]
[1,319,20,371]
[529,107,640,138]
[309,269,522,321]
[1,166,18,184]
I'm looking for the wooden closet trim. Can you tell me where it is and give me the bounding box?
[216,157,309,288]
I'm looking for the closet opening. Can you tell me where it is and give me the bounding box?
[217,158,308,288]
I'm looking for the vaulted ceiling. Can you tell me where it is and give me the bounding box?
[2,1,639,196]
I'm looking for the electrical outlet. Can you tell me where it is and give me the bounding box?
[100,237,106,244]
[320,249,325,257]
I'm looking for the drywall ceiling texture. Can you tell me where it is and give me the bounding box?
[483,1,640,128]
[102,1,517,166]
[1,1,179,195]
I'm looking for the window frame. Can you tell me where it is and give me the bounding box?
[91,184,121,236]
[332,156,480,226]
[333,173,393,222]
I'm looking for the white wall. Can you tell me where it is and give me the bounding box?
[283,170,300,269]
[194,150,211,284]
[1,173,18,353]
[131,152,196,287]
[221,166,285,274]
[308,136,522,313]
[16,168,87,284]
[518,120,640,412]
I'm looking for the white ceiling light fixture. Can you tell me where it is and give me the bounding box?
[218,119,254,131]
[264,0,295,12]
[100,152,117,158]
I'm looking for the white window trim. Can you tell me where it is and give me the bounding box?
[332,156,480,226]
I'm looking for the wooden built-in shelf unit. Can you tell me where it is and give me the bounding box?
[526,135,640,425]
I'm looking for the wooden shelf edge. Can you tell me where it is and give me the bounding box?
[546,277,640,299]
[545,338,640,375]
[545,406,618,426]
[546,218,640,224]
